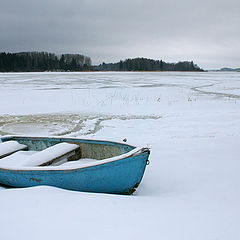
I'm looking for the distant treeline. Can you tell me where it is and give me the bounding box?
[0,52,92,72]
[219,67,240,72]
[0,52,203,72]
[94,58,203,71]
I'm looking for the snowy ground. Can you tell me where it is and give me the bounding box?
[0,71,240,240]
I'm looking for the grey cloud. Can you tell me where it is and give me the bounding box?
[0,0,239,69]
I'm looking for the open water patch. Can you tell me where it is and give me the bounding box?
[0,113,161,136]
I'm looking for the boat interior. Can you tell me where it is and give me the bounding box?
[0,136,134,168]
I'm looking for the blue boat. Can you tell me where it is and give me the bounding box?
[0,136,150,194]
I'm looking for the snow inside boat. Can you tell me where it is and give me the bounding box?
[0,136,150,194]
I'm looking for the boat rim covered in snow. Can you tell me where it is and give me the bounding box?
[0,135,150,170]
[0,135,150,194]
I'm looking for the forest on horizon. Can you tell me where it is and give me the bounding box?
[0,51,203,72]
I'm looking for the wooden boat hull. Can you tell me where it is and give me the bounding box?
[0,136,150,194]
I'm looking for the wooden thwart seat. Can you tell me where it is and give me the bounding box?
[0,141,28,159]
[23,142,80,167]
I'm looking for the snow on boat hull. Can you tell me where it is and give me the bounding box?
[0,136,150,194]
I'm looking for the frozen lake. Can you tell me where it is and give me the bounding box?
[0,71,240,240]
[0,71,239,136]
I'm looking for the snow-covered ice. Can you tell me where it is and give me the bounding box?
[0,71,240,240]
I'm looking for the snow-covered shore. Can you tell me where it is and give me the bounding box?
[0,71,240,240]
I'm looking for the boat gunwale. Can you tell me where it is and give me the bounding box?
[0,135,135,148]
[0,135,149,172]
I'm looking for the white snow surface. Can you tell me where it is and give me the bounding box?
[0,150,37,167]
[60,158,97,166]
[0,71,240,240]
[0,140,27,156]
[22,142,79,167]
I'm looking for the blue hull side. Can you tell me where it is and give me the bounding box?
[0,153,149,194]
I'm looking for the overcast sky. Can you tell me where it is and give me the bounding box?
[1,0,239,69]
